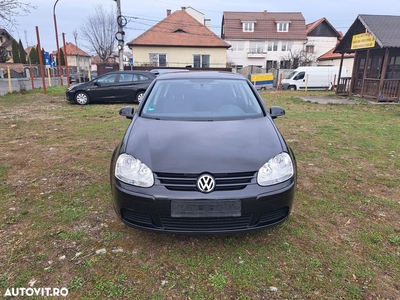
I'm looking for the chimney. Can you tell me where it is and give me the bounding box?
[167,9,171,16]
[181,7,186,11]
[205,19,211,28]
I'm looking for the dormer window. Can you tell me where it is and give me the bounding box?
[173,29,187,33]
[277,22,289,32]
[242,21,256,32]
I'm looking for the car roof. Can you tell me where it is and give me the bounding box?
[100,70,155,75]
[155,71,246,80]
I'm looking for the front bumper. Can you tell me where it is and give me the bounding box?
[111,178,295,234]
[281,83,290,90]
[65,91,74,102]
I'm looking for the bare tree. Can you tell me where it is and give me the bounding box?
[0,0,36,28]
[280,46,317,69]
[80,4,117,62]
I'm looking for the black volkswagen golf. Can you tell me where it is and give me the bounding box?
[110,71,296,234]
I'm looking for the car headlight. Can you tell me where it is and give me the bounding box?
[115,153,154,187]
[257,152,294,186]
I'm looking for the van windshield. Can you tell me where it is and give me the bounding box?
[285,71,297,79]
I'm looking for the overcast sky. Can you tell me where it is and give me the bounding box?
[8,0,400,54]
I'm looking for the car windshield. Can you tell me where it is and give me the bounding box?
[285,71,297,79]
[141,79,264,121]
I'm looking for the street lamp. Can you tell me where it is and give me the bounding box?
[53,0,64,85]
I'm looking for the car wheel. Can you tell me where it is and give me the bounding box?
[75,91,90,105]
[136,91,144,103]
[289,85,296,91]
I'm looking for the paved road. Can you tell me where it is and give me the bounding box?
[300,96,361,104]
[0,77,68,96]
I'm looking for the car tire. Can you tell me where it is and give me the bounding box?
[75,91,90,105]
[136,90,145,103]
[289,85,296,91]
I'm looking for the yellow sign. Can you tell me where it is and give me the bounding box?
[351,32,376,50]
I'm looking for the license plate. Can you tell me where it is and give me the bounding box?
[171,200,241,218]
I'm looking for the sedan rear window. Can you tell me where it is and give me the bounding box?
[141,79,264,120]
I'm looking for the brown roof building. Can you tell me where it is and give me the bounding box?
[222,11,307,40]
[0,28,16,63]
[221,11,308,70]
[304,17,344,66]
[127,8,230,68]
[334,14,400,101]
[55,42,91,73]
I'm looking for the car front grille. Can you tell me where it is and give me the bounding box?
[160,214,253,232]
[121,207,289,232]
[155,171,256,191]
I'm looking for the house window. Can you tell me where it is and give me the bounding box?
[281,41,293,52]
[249,41,264,53]
[280,60,291,69]
[267,41,278,52]
[305,45,314,53]
[242,22,255,32]
[230,41,244,52]
[277,22,289,32]
[149,53,167,67]
[193,55,210,68]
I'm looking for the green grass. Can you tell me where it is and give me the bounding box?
[0,88,399,299]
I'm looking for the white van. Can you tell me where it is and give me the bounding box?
[281,66,348,90]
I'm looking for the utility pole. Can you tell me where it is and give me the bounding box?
[115,0,125,71]
[53,0,64,85]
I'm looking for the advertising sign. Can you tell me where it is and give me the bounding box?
[351,32,376,50]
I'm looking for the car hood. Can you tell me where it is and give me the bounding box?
[68,82,86,90]
[124,117,284,173]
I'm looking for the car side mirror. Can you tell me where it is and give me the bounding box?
[269,106,285,119]
[119,106,135,119]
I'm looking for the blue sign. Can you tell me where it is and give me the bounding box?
[129,57,134,66]
[44,52,51,66]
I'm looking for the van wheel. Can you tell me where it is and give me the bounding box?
[289,85,296,91]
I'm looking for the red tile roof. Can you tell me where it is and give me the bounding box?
[318,47,354,60]
[222,11,307,40]
[53,42,90,57]
[25,46,34,55]
[127,8,230,48]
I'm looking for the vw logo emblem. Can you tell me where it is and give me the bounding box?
[197,174,215,193]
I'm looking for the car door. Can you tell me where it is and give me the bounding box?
[113,73,138,102]
[89,73,118,102]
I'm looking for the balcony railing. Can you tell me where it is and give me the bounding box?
[247,50,267,58]
[336,77,352,94]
